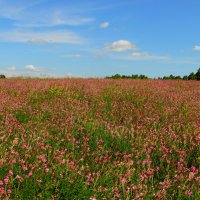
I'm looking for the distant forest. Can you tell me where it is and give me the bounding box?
[106,68,200,80]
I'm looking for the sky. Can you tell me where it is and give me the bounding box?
[0,0,200,78]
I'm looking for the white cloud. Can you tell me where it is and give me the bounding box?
[100,40,169,61]
[51,16,93,26]
[105,40,138,52]
[0,30,84,44]
[1,70,64,78]
[130,52,169,60]
[7,66,16,71]
[193,46,200,51]
[63,54,82,58]
[24,65,40,71]
[100,22,109,29]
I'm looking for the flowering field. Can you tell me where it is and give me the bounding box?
[0,79,199,199]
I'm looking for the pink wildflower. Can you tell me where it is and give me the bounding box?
[27,171,33,177]
[4,177,9,185]
[189,172,195,180]
[0,187,4,195]
[185,189,192,196]
[0,181,3,187]
[45,168,50,173]
[8,170,13,177]
[7,189,12,195]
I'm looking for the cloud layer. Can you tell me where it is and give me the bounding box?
[0,1,94,27]
[0,30,84,44]
[130,52,169,60]
[63,54,82,58]
[1,64,60,78]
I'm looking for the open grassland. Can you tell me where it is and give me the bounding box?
[0,79,200,200]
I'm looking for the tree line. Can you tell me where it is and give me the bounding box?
[106,74,149,79]
[106,68,200,80]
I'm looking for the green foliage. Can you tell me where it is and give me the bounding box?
[163,68,200,80]
[0,74,6,78]
[107,68,200,80]
[106,74,149,79]
[47,86,65,97]
[162,75,182,80]
[196,68,200,80]
[15,110,30,123]
[188,72,196,80]
[109,74,121,79]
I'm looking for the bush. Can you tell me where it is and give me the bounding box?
[0,74,6,78]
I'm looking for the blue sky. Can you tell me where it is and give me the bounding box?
[0,0,200,78]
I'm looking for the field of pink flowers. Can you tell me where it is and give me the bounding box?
[0,79,199,199]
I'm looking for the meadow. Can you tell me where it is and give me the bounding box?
[0,79,199,200]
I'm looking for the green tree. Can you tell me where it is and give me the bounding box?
[112,74,121,79]
[183,75,188,80]
[188,72,196,80]
[0,74,6,78]
[195,68,200,80]
[131,74,139,79]
[139,74,148,79]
